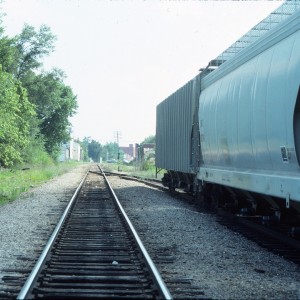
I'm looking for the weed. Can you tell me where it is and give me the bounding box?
[0,161,83,206]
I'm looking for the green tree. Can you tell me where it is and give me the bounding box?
[141,135,155,144]
[0,9,19,74]
[0,68,36,167]
[0,23,56,79]
[15,24,56,79]
[88,140,102,162]
[23,69,78,156]
[103,142,119,161]
[0,36,19,74]
[0,19,77,163]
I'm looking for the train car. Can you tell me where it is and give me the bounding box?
[156,10,300,221]
[156,78,201,191]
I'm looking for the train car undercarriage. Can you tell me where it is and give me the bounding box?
[162,170,300,236]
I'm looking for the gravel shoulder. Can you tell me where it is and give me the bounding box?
[0,163,90,296]
[108,175,300,300]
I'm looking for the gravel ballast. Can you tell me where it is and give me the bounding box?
[108,175,300,299]
[1,166,300,299]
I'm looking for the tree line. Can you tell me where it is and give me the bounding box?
[0,12,77,167]
[79,138,120,163]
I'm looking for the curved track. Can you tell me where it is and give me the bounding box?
[18,166,172,299]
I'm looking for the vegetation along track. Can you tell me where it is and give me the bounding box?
[16,165,172,299]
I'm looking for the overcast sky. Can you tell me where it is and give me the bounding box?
[1,0,283,146]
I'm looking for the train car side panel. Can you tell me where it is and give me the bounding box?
[198,13,300,201]
[156,80,195,174]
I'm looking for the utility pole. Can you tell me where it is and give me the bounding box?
[114,131,122,172]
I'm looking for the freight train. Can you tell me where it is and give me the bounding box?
[156,9,300,225]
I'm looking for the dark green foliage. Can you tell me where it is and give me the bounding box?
[0,23,56,79]
[15,24,56,79]
[88,140,102,162]
[0,36,19,74]
[0,69,36,167]
[23,69,78,155]
[141,135,155,144]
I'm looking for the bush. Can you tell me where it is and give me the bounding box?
[22,134,53,166]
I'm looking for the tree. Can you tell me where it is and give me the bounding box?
[0,69,36,167]
[15,24,56,79]
[0,20,77,163]
[88,140,102,162]
[0,36,19,74]
[0,23,56,79]
[103,142,119,161]
[23,69,78,156]
[141,135,155,144]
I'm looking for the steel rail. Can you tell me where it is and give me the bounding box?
[99,166,173,300]
[17,170,89,300]
[104,170,167,191]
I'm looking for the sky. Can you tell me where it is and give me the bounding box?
[0,0,283,146]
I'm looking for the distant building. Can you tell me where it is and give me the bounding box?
[119,144,136,162]
[141,143,155,155]
[119,143,156,162]
[58,140,81,162]
[136,143,155,161]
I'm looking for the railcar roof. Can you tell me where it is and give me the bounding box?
[200,8,300,89]
[204,0,300,71]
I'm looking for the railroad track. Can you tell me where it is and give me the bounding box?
[103,171,165,191]
[16,166,172,299]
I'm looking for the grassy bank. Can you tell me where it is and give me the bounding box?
[0,161,83,205]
